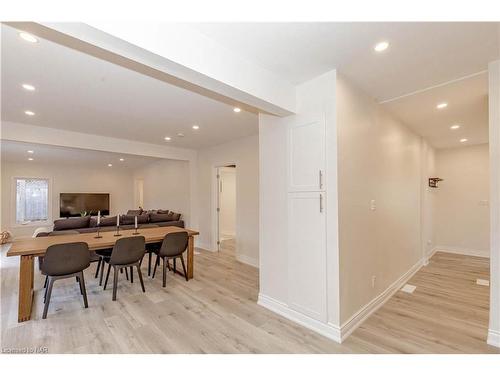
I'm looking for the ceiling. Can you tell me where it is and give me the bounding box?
[193,22,499,101]
[194,22,497,149]
[382,72,489,149]
[1,140,162,170]
[0,24,258,150]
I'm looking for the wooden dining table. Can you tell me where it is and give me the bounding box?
[6,226,199,322]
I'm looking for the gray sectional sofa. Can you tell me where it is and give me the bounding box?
[36,209,184,237]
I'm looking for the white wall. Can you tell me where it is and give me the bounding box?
[434,144,490,257]
[421,140,437,261]
[133,158,191,225]
[336,75,423,324]
[1,161,135,238]
[488,60,500,347]
[197,135,259,267]
[219,167,236,238]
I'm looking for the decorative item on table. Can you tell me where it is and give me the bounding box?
[114,214,122,237]
[1,230,12,244]
[94,210,102,238]
[133,215,139,235]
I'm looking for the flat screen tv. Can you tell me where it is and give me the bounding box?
[60,193,110,217]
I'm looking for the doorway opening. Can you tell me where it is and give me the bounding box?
[215,165,236,254]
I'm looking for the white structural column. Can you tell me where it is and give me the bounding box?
[5,22,295,117]
[258,70,341,342]
[488,60,500,348]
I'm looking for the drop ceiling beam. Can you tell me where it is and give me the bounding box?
[5,22,296,116]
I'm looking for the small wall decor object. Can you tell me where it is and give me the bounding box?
[428,177,443,188]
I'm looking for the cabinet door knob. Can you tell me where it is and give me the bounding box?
[319,193,323,213]
[319,170,324,189]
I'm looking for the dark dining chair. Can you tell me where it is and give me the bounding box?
[41,242,90,319]
[152,231,189,287]
[103,236,146,301]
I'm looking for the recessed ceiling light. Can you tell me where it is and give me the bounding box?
[374,41,389,52]
[460,138,468,143]
[19,32,38,43]
[233,107,241,113]
[177,133,185,137]
[28,158,34,161]
[164,136,171,141]
[436,102,448,109]
[192,125,199,130]
[22,83,36,91]
[119,158,124,162]
[24,110,35,116]
[108,163,113,167]
[27,150,34,154]
[450,124,461,130]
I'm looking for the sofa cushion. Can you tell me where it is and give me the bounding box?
[157,209,170,214]
[120,214,149,225]
[53,216,90,231]
[155,220,184,228]
[99,216,117,227]
[149,213,172,223]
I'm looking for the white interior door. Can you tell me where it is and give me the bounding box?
[288,191,327,321]
[288,116,326,192]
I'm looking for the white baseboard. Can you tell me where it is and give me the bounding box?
[339,258,424,341]
[434,245,489,258]
[236,254,259,268]
[258,294,341,343]
[488,329,500,348]
[195,242,216,252]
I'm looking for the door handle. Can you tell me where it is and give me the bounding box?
[319,170,324,190]
[319,193,323,213]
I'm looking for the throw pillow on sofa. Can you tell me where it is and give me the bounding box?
[99,216,117,226]
[120,214,148,225]
[53,216,90,231]
[168,212,181,221]
[157,209,170,214]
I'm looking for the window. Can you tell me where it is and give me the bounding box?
[15,178,49,224]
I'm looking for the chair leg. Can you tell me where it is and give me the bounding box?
[125,267,129,281]
[95,258,101,278]
[44,275,48,288]
[112,267,119,301]
[130,266,134,283]
[76,276,83,294]
[99,258,106,286]
[148,252,152,276]
[173,258,177,273]
[180,256,188,282]
[162,257,167,288]
[42,277,55,319]
[78,271,89,308]
[103,264,111,290]
[136,265,146,293]
[43,276,48,302]
[152,254,159,279]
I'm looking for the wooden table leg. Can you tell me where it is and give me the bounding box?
[187,236,194,280]
[18,255,35,322]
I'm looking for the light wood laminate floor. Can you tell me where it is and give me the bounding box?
[1,243,498,354]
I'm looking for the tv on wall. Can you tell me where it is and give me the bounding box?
[60,193,110,217]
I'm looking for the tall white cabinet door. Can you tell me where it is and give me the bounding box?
[288,192,327,321]
[288,116,326,192]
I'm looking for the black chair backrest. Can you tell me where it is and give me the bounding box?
[41,242,90,276]
[110,236,145,265]
[159,231,188,258]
